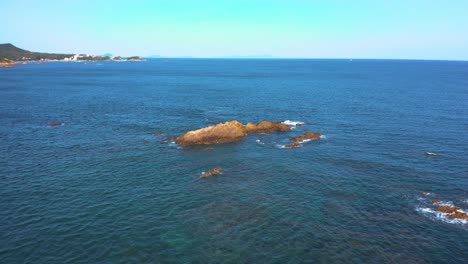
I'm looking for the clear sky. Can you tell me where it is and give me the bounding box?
[1,0,468,60]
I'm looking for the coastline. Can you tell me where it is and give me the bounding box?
[0,58,146,68]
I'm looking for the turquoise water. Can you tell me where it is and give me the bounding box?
[0,59,467,263]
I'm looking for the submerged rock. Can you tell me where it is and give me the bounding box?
[175,120,291,146]
[152,132,164,137]
[284,143,302,149]
[289,132,321,143]
[201,167,223,178]
[49,122,62,127]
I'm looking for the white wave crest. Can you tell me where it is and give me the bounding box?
[416,207,468,225]
[282,120,304,126]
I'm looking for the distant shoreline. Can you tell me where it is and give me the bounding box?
[0,43,144,66]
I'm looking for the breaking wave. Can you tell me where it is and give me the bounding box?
[282,120,304,126]
[416,193,468,225]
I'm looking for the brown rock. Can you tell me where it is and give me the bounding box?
[432,199,441,204]
[175,120,291,146]
[246,121,291,134]
[435,206,458,214]
[284,143,302,149]
[290,132,321,143]
[245,122,257,133]
[201,167,223,178]
[175,120,247,146]
[49,122,62,127]
[447,211,468,220]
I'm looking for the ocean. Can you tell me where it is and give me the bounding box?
[1,59,467,263]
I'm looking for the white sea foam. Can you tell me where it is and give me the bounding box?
[416,194,467,225]
[256,139,265,145]
[168,141,181,149]
[425,152,438,156]
[416,207,467,225]
[281,120,304,126]
[277,143,303,149]
[320,135,327,139]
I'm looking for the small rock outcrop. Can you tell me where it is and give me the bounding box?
[432,199,441,204]
[289,132,321,143]
[435,206,458,214]
[201,167,223,178]
[49,122,62,127]
[448,211,468,220]
[435,205,468,220]
[175,120,291,146]
[284,143,302,149]
[245,121,291,134]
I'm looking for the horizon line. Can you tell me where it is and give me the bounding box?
[144,57,468,62]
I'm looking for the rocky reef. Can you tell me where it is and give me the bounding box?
[175,120,291,146]
[201,167,223,178]
[284,143,302,149]
[289,132,321,143]
[245,121,291,134]
[435,205,468,220]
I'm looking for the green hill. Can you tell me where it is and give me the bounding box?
[0,43,72,61]
[0,43,144,62]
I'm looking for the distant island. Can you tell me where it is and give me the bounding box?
[0,43,144,67]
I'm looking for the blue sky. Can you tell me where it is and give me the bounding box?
[1,0,467,59]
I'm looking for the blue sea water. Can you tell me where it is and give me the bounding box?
[0,59,467,263]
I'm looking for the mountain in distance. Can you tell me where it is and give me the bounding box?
[0,43,73,61]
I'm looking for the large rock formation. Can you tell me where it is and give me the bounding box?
[175,120,291,146]
[175,121,247,146]
[289,132,321,143]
